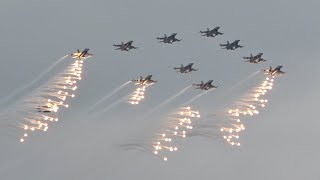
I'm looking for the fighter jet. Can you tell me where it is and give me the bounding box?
[263,65,286,76]
[113,40,138,51]
[132,75,157,85]
[220,40,244,50]
[156,33,181,44]
[243,53,267,64]
[173,63,198,73]
[36,104,57,113]
[200,27,224,37]
[192,80,218,90]
[37,109,51,113]
[71,48,93,59]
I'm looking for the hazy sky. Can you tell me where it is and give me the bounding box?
[0,0,319,179]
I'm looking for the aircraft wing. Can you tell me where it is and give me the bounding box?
[217,32,224,35]
[113,44,123,47]
[132,79,142,83]
[156,37,165,40]
[204,85,216,90]
[173,38,181,42]
[244,59,257,63]
[114,45,130,51]
[199,30,208,34]
[258,58,267,62]
[129,45,138,49]
[221,46,233,50]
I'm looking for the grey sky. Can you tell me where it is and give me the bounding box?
[0,0,319,179]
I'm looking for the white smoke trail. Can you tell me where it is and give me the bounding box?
[0,57,86,143]
[181,88,214,106]
[145,85,192,117]
[0,55,69,107]
[221,70,260,97]
[88,81,131,112]
[100,94,130,112]
[90,93,131,119]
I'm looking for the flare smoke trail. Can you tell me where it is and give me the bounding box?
[201,75,276,147]
[0,55,69,107]
[89,81,131,112]
[90,93,131,119]
[221,70,260,98]
[1,58,85,142]
[181,88,214,106]
[146,85,192,116]
[101,94,130,112]
[151,107,201,161]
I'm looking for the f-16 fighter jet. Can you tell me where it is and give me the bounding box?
[200,27,223,37]
[71,48,93,59]
[173,63,198,73]
[37,108,51,113]
[220,40,244,50]
[156,33,181,44]
[113,40,138,51]
[36,104,58,113]
[192,80,218,90]
[243,53,267,64]
[263,65,286,76]
[132,75,157,85]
